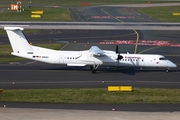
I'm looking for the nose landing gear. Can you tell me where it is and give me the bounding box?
[166,68,169,73]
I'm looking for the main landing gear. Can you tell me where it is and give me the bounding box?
[90,64,99,74]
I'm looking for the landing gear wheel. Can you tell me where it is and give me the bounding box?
[92,69,97,74]
[166,68,169,73]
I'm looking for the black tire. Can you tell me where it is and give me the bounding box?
[90,66,93,70]
[92,69,96,73]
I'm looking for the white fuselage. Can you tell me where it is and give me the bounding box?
[4,26,177,73]
[12,46,177,68]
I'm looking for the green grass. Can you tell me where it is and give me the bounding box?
[0,1,180,22]
[138,6,180,22]
[0,0,178,7]
[0,43,64,62]
[0,29,48,35]
[0,88,180,104]
[0,7,72,21]
[0,44,26,62]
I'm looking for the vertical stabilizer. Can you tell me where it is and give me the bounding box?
[4,27,33,54]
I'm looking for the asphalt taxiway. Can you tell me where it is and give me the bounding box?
[70,6,160,22]
[0,4,180,117]
[0,62,180,89]
[0,30,180,89]
[0,30,180,90]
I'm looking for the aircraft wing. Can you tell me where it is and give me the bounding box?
[89,46,105,56]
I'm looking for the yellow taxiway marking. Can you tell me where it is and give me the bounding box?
[132,28,139,54]
[101,8,124,23]
[101,8,139,54]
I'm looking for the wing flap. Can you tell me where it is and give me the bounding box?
[67,64,86,66]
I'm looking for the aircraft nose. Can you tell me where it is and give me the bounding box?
[173,63,177,68]
[170,62,177,68]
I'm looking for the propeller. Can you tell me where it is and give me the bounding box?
[116,44,123,65]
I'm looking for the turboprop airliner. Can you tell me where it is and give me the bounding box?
[4,27,177,73]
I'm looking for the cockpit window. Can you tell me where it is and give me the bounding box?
[159,57,168,60]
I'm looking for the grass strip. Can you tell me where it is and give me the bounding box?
[0,1,180,22]
[138,6,180,22]
[0,7,72,21]
[0,0,178,7]
[0,43,64,62]
[0,29,50,35]
[0,88,180,104]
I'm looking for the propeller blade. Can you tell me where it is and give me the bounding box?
[116,44,119,54]
[115,44,123,66]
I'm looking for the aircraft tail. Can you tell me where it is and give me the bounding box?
[4,27,33,54]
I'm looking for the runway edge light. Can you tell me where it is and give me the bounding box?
[0,89,4,94]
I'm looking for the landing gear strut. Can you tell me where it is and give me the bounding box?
[90,64,99,74]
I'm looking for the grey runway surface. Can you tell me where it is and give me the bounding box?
[0,57,180,89]
[1,102,180,112]
[0,29,139,44]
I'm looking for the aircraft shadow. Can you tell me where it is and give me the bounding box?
[42,66,179,75]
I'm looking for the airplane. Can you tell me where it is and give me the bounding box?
[4,27,177,73]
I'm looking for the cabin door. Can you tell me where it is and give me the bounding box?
[59,56,64,63]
